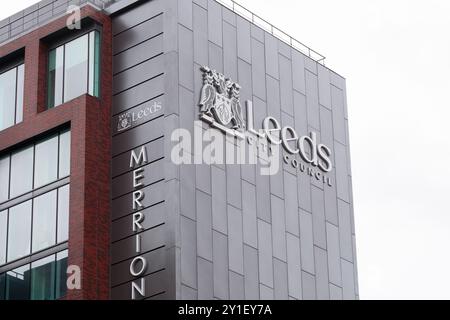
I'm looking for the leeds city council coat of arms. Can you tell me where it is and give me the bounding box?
[199,66,245,136]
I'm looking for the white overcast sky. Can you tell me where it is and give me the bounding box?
[4,0,450,300]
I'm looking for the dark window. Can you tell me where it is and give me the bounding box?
[0,64,24,132]
[47,31,100,109]
[30,255,56,300]
[5,264,30,300]
[0,249,67,300]
[0,210,6,265]
[55,250,68,299]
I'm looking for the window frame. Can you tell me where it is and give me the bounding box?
[0,127,71,282]
[46,25,102,109]
[0,61,25,132]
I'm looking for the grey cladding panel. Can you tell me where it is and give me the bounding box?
[257,220,273,288]
[197,257,214,299]
[113,34,164,75]
[112,160,164,199]
[236,17,251,63]
[112,0,163,35]
[242,180,257,248]
[112,202,165,241]
[181,216,198,289]
[111,182,165,220]
[111,225,166,264]
[112,138,164,178]
[113,14,164,55]
[243,245,259,299]
[227,205,244,274]
[113,54,165,95]
[111,247,165,287]
[213,231,229,299]
[207,0,222,46]
[211,166,227,234]
[112,116,164,156]
[113,76,164,115]
[111,269,166,300]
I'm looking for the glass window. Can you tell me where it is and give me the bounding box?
[34,134,58,188]
[89,31,100,97]
[32,191,57,253]
[57,185,70,243]
[59,130,71,178]
[0,156,9,203]
[55,250,68,299]
[6,264,30,300]
[48,47,64,108]
[10,146,33,198]
[64,34,89,103]
[48,31,100,109]
[30,255,55,300]
[0,69,17,131]
[0,273,5,300]
[16,65,24,124]
[7,201,32,262]
[0,210,6,265]
[0,64,24,132]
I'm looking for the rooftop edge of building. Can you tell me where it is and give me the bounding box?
[0,0,346,79]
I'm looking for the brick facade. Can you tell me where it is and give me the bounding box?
[0,6,112,300]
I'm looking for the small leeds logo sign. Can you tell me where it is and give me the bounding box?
[170,66,333,186]
[116,101,163,133]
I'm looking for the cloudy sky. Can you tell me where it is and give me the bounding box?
[3,0,450,299]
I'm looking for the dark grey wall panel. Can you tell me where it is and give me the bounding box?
[111,269,166,300]
[112,0,163,35]
[112,202,165,241]
[112,76,165,115]
[113,14,164,55]
[111,225,166,264]
[111,182,165,220]
[113,54,165,95]
[112,160,164,199]
[112,137,164,177]
[112,116,164,156]
[111,247,166,287]
[114,35,164,75]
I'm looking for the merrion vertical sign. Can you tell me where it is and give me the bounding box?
[129,147,149,299]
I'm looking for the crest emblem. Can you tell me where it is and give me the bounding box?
[117,113,132,132]
[199,66,245,136]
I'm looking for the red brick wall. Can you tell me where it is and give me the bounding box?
[0,6,112,300]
